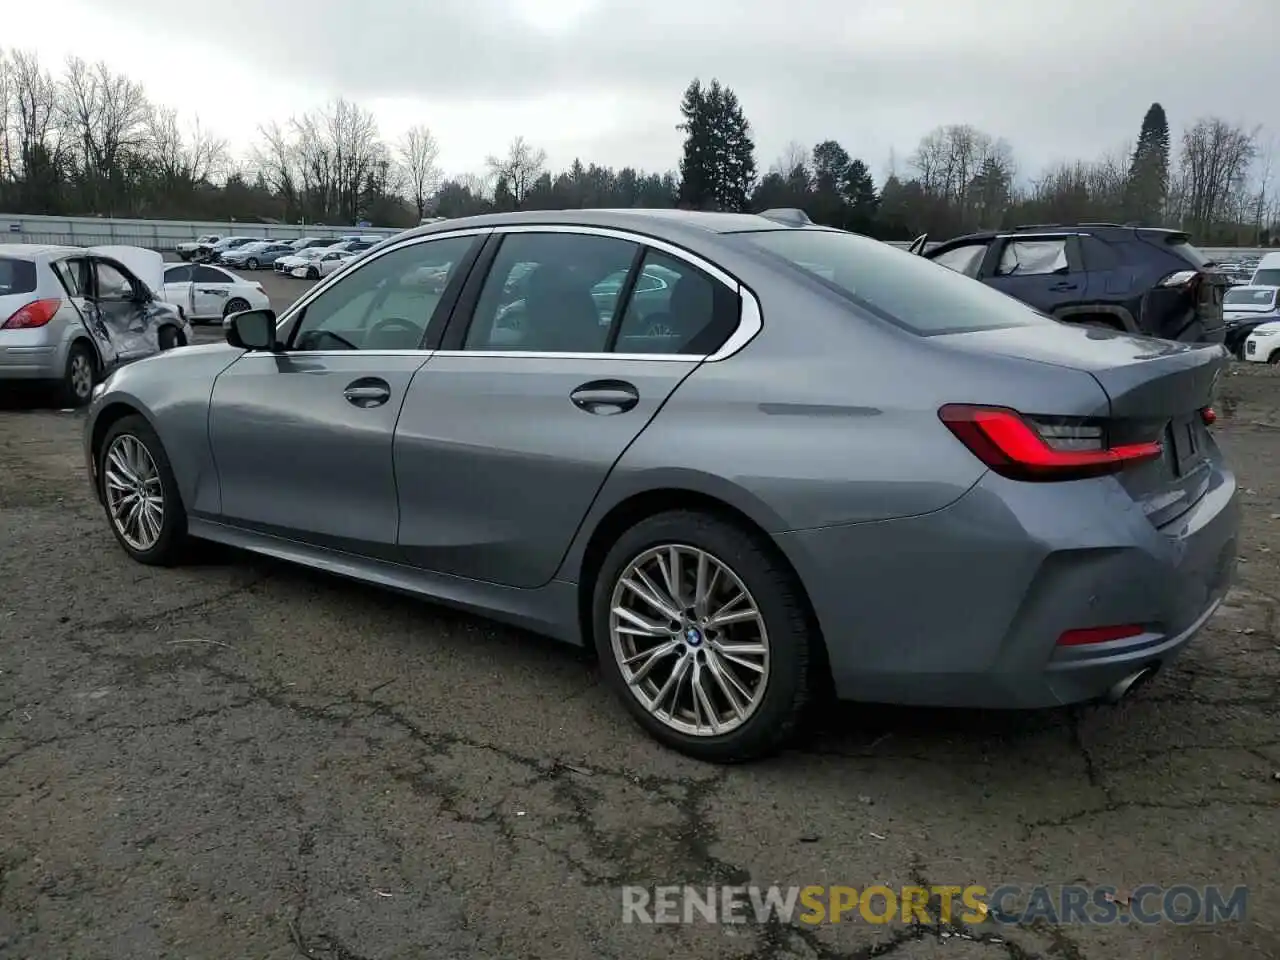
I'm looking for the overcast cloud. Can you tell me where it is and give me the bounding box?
[9,0,1280,182]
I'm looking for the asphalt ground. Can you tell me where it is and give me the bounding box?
[1,269,1279,958]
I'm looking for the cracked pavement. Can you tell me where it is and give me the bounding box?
[1,362,1278,959]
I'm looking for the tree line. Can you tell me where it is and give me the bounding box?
[0,49,1274,246]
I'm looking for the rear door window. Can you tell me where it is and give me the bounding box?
[0,258,38,295]
[611,249,739,355]
[735,228,1056,335]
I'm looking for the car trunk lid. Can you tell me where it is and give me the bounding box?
[940,322,1227,528]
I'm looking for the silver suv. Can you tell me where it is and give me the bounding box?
[0,244,193,406]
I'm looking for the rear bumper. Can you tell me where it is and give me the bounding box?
[775,458,1240,709]
[0,342,60,380]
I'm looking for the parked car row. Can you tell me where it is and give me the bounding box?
[179,234,383,269]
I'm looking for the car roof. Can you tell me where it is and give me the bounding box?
[0,243,87,260]
[398,208,823,246]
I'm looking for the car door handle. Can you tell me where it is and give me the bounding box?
[570,380,639,414]
[1050,282,1079,291]
[343,379,391,408]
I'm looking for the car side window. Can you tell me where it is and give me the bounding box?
[463,233,639,353]
[612,250,739,355]
[53,258,90,296]
[95,261,135,300]
[288,235,477,352]
[1079,236,1120,271]
[193,266,231,283]
[931,243,988,277]
[996,239,1069,277]
[164,265,193,284]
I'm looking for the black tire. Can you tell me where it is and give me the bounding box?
[158,326,183,351]
[59,341,96,408]
[223,298,250,318]
[306,267,319,280]
[97,414,189,566]
[591,510,813,763]
[246,258,259,270]
[1268,351,1280,365]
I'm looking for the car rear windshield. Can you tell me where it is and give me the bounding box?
[1252,268,1280,286]
[734,229,1055,335]
[0,257,37,295]
[1225,287,1277,307]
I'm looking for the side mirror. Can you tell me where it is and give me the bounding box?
[225,308,278,351]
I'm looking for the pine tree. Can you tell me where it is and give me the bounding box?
[1124,103,1171,224]
[677,78,756,211]
[841,158,879,229]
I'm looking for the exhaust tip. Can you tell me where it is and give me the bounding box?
[1104,665,1160,704]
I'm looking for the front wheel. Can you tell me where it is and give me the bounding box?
[97,415,189,566]
[592,510,813,763]
[306,267,319,280]
[246,258,259,270]
[158,326,183,351]
[223,297,250,318]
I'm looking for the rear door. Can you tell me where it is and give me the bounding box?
[392,227,743,588]
[982,235,1085,313]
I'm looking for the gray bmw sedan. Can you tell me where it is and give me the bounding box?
[83,209,1239,762]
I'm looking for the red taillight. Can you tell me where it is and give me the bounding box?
[1200,406,1217,426]
[2,298,62,330]
[938,404,1162,482]
[1057,624,1145,646]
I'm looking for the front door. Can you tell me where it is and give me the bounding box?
[206,233,484,558]
[393,230,741,589]
[89,258,153,361]
[193,265,235,319]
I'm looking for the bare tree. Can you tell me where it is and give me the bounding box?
[251,119,300,212]
[148,107,227,186]
[1178,117,1258,239]
[59,56,151,211]
[772,139,809,176]
[397,124,442,219]
[486,135,546,209]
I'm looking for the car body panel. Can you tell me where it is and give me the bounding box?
[85,342,244,513]
[393,354,700,587]
[83,211,1242,715]
[206,351,431,558]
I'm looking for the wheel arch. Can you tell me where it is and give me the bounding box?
[1054,304,1138,332]
[572,486,832,691]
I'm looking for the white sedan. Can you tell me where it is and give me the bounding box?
[1243,320,1280,364]
[161,262,270,324]
[289,249,356,280]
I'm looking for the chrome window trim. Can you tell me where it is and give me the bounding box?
[274,222,764,362]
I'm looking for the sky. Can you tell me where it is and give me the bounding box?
[6,0,1279,185]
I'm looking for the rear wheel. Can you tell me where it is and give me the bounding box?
[223,297,250,318]
[158,326,183,351]
[592,510,812,763]
[98,415,189,566]
[59,341,96,408]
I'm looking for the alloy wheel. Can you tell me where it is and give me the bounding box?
[69,352,93,401]
[609,544,770,736]
[103,434,165,551]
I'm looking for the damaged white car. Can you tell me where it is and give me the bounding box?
[0,244,193,406]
